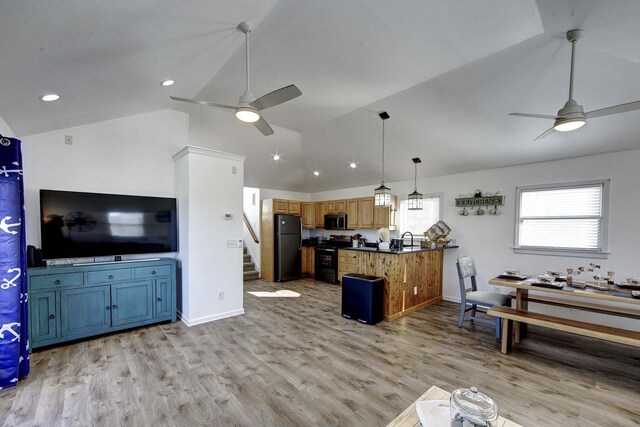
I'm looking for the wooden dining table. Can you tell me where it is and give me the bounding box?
[488,276,640,343]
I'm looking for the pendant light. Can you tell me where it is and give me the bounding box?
[408,157,423,210]
[374,111,391,207]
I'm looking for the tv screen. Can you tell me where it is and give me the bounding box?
[40,190,178,259]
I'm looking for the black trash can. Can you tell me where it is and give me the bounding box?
[342,274,383,325]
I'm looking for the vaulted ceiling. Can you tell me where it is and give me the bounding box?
[2,0,640,192]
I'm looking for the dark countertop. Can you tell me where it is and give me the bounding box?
[341,245,459,254]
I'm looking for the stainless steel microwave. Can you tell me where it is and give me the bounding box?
[324,214,349,230]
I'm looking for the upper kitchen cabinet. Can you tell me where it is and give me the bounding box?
[301,202,315,229]
[288,200,301,216]
[358,197,374,229]
[335,200,347,214]
[315,202,325,228]
[274,199,289,214]
[325,200,336,215]
[346,199,358,229]
[373,195,397,229]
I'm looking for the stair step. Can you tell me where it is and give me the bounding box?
[243,254,252,262]
[243,262,255,271]
[243,247,248,254]
[243,271,259,281]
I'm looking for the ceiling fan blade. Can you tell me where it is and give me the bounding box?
[586,100,640,119]
[170,96,236,110]
[253,117,274,136]
[509,113,557,120]
[250,85,302,111]
[534,127,556,141]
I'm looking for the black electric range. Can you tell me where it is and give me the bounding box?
[314,235,352,284]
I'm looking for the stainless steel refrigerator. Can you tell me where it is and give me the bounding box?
[274,214,302,282]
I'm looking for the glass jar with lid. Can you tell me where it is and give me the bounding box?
[449,386,499,427]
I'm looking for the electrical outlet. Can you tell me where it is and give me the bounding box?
[218,291,224,300]
[414,286,418,295]
[64,135,73,145]
[232,166,237,175]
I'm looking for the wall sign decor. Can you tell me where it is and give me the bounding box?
[456,190,504,216]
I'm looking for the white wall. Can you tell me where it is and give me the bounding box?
[20,110,189,257]
[310,149,640,330]
[174,147,245,326]
[243,186,261,270]
[0,116,15,136]
[261,188,311,201]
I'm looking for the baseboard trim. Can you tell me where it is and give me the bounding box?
[443,295,461,303]
[179,308,245,327]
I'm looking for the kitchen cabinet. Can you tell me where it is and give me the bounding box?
[274,199,289,214]
[301,202,315,229]
[28,259,177,349]
[374,195,397,229]
[346,199,358,229]
[288,200,301,216]
[357,197,374,229]
[338,250,359,283]
[325,200,336,215]
[335,200,347,214]
[302,246,315,276]
[315,202,325,228]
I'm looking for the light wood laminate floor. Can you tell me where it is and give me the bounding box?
[1,278,639,426]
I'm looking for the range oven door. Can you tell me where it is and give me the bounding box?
[314,247,338,283]
[324,214,347,230]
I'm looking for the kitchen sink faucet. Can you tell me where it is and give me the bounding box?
[401,231,414,247]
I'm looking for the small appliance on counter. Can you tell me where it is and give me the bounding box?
[390,238,404,251]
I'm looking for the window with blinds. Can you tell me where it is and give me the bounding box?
[515,180,609,257]
[398,195,441,236]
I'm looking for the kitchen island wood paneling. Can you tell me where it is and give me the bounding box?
[339,247,453,320]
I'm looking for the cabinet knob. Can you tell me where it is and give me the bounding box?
[151,271,156,275]
[157,297,162,302]
[54,279,61,285]
[108,275,114,279]
[48,314,55,320]
[112,304,118,309]
[106,306,111,311]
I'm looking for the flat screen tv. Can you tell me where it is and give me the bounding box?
[40,189,178,259]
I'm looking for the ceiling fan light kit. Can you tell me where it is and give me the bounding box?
[374,111,392,207]
[170,21,302,136]
[510,29,640,140]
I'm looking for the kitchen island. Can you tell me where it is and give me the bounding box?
[338,246,458,320]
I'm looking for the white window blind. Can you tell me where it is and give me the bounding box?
[398,195,441,236]
[515,181,609,256]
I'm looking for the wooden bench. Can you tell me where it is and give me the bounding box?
[487,306,640,354]
[506,291,640,320]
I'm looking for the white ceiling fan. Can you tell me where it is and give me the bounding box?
[171,21,302,136]
[510,29,640,140]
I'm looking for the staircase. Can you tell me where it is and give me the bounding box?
[243,246,259,281]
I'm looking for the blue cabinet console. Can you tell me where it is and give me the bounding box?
[28,259,177,349]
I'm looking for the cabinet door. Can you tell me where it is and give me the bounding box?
[374,206,390,229]
[358,197,374,229]
[335,200,347,214]
[274,199,289,214]
[346,199,358,229]
[30,291,57,343]
[288,200,301,216]
[301,247,308,275]
[325,200,336,215]
[307,247,315,275]
[301,202,315,229]
[60,286,111,337]
[315,202,325,228]
[154,278,172,318]
[111,281,153,327]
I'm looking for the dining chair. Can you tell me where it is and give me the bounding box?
[456,256,511,338]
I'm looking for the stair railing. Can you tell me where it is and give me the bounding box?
[243,212,259,244]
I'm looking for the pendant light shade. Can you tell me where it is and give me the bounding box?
[374,111,392,207]
[408,157,423,210]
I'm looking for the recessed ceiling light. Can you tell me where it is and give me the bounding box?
[273,154,280,161]
[349,162,357,169]
[313,171,320,176]
[40,94,60,102]
[161,80,175,87]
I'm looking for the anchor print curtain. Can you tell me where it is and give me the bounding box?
[0,136,29,389]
